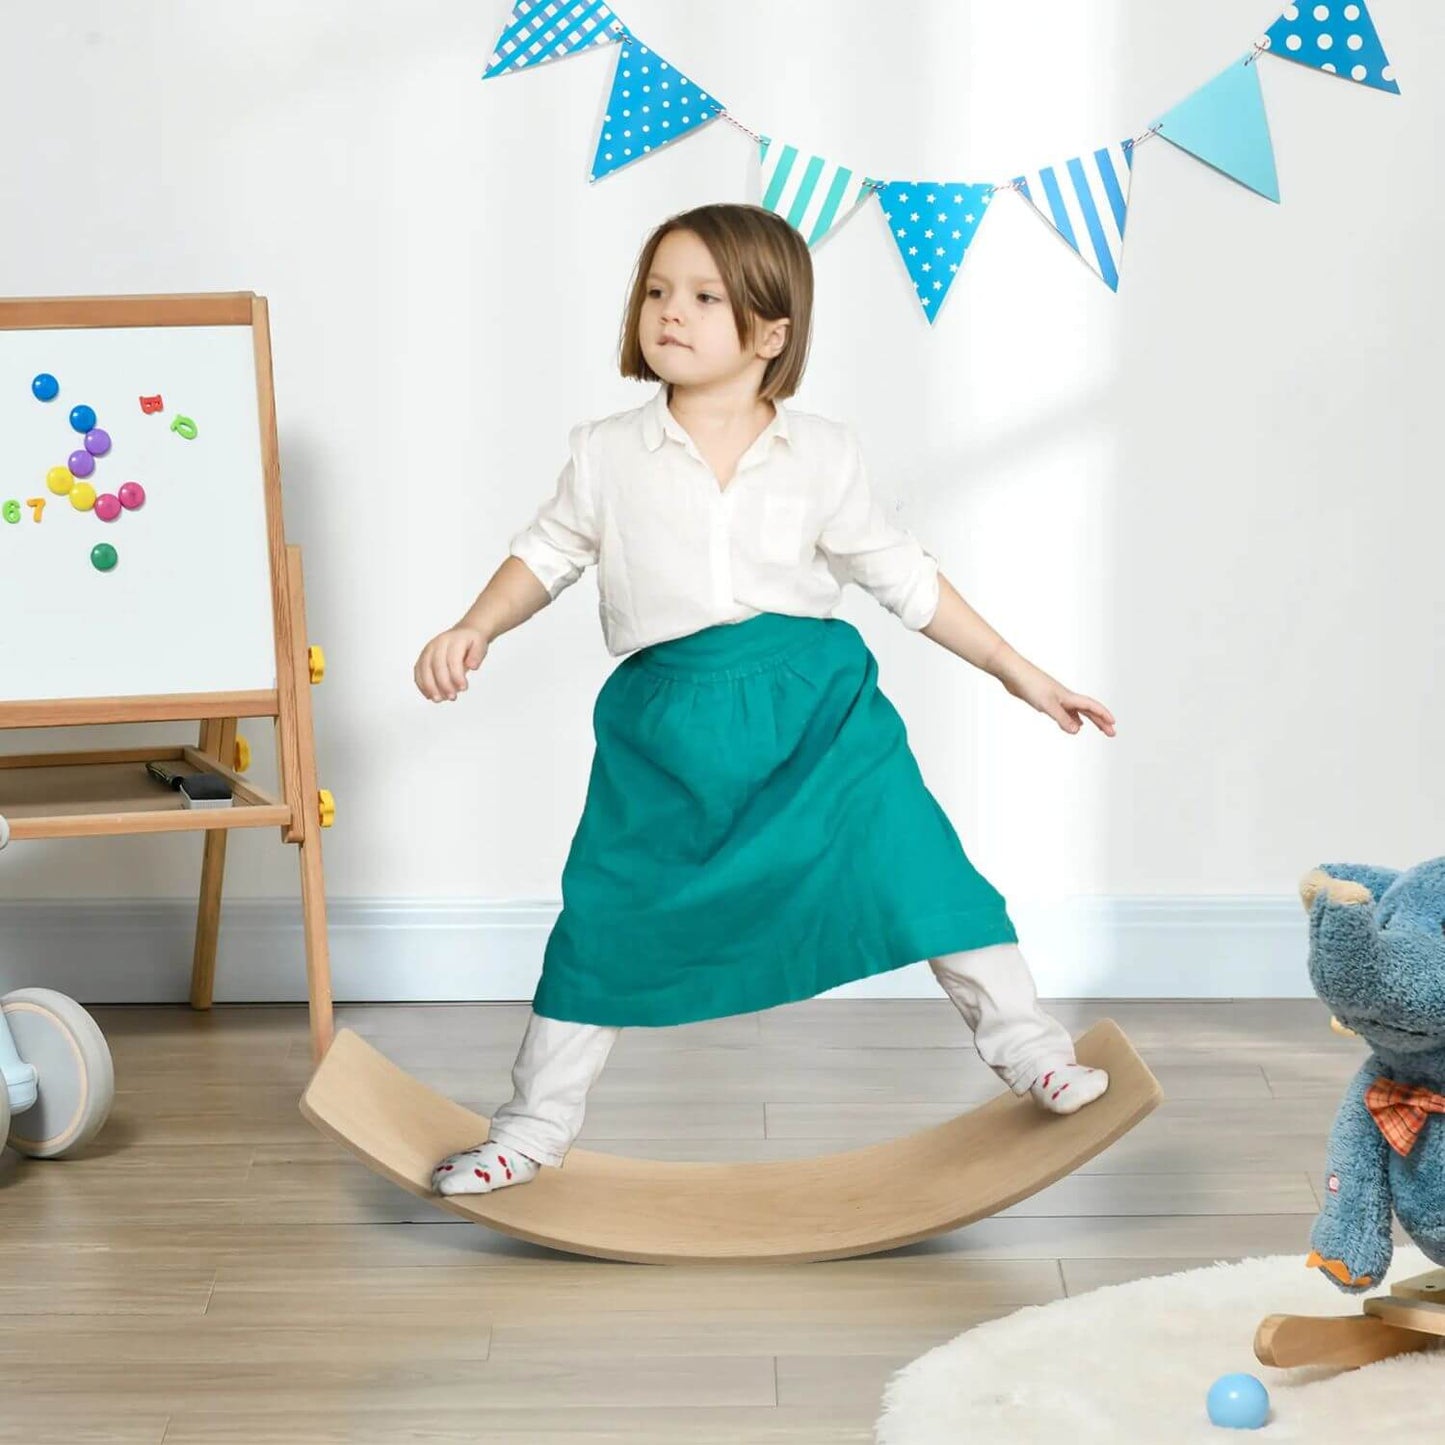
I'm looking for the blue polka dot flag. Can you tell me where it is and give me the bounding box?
[1013,141,1134,292]
[874,182,993,324]
[483,0,623,80]
[1153,57,1280,203]
[1260,1,1399,95]
[591,38,723,181]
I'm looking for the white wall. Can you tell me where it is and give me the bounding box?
[0,2,1439,1001]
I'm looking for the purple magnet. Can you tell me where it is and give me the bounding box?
[84,428,111,457]
[118,481,146,510]
[68,450,96,478]
[95,492,122,522]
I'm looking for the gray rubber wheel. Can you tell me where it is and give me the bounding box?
[2,989,114,1158]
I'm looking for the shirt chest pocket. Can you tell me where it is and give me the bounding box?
[756,493,810,566]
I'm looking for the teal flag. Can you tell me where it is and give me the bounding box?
[1153,57,1280,202]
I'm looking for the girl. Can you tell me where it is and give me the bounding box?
[414,203,1116,1198]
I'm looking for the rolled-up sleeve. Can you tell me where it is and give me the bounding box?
[507,422,599,600]
[817,426,940,630]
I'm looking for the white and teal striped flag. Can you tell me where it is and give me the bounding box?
[484,0,623,79]
[1013,142,1134,292]
[758,138,876,249]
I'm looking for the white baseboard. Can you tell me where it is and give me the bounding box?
[0,895,1312,1004]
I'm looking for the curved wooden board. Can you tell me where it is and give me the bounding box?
[298,1019,1162,1264]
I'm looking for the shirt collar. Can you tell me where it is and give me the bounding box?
[641,383,793,458]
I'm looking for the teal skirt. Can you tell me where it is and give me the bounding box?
[532,612,1018,1028]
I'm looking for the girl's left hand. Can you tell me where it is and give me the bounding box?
[1003,659,1116,737]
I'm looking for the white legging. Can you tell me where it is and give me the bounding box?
[487,943,1076,1168]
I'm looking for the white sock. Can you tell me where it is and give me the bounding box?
[1030,1062,1109,1115]
[431,1140,541,1196]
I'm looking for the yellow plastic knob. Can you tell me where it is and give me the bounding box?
[308,644,326,684]
[318,789,335,828]
[233,735,251,773]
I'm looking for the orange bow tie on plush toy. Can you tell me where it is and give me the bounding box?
[1365,1078,1445,1156]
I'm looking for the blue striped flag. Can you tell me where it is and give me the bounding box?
[758,138,876,249]
[484,0,623,79]
[1013,143,1134,292]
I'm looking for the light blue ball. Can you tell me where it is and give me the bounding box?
[1207,1373,1270,1430]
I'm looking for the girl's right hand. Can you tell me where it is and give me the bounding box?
[414,627,489,702]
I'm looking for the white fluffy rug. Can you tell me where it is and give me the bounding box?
[875,1248,1443,1443]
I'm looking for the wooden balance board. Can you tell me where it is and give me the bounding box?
[298,1019,1162,1264]
[1256,1270,1445,1370]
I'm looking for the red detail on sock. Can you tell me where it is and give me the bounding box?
[1041,1072,1054,1089]
[440,1164,453,1172]
[505,1169,512,1180]
[498,1155,507,1167]
[481,1170,491,1182]
[1051,1082,1071,1100]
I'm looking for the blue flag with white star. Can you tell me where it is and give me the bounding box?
[590,38,723,182]
[1260,1,1399,94]
[874,182,993,324]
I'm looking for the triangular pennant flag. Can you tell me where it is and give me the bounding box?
[758,137,876,249]
[1012,141,1134,292]
[1259,1,1399,94]
[483,0,623,80]
[1153,57,1280,202]
[874,182,993,324]
[590,38,723,182]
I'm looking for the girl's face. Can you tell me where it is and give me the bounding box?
[639,228,782,389]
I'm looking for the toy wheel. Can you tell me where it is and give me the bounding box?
[1,988,114,1158]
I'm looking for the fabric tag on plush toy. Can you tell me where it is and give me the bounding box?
[1327,1173,1341,1195]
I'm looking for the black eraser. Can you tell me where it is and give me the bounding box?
[178,772,232,802]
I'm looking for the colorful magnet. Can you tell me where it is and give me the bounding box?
[84,428,111,456]
[69,404,97,433]
[139,394,164,414]
[170,415,197,440]
[46,465,74,496]
[68,449,96,478]
[69,482,97,512]
[91,542,118,572]
[94,493,122,522]
[118,481,146,510]
[2,500,20,524]
[31,373,59,402]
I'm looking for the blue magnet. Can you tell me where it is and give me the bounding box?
[69,404,97,433]
[31,373,59,402]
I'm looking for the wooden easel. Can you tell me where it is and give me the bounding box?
[0,293,335,1062]
[1256,1267,1445,1369]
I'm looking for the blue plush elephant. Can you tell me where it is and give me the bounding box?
[1301,858,1445,1292]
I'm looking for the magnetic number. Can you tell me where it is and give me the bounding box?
[2,500,18,524]
[25,497,45,522]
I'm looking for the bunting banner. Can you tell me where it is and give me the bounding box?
[1154,56,1281,202]
[1260,1,1399,93]
[1012,142,1135,292]
[483,0,623,79]
[758,138,875,249]
[481,0,1404,323]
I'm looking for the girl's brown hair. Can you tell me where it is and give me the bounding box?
[618,203,813,401]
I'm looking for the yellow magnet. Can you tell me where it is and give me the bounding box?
[308,644,326,684]
[233,735,252,773]
[46,465,73,496]
[69,481,97,512]
[317,789,335,828]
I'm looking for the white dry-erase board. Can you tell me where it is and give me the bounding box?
[0,295,285,716]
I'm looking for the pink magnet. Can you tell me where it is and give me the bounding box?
[118,481,146,510]
[95,492,122,522]
[68,449,96,478]
[85,429,112,456]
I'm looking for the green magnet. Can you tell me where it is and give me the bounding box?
[91,542,118,572]
[170,415,198,440]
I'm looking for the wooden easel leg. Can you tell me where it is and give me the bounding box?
[190,716,238,1011]
[298,824,334,1063]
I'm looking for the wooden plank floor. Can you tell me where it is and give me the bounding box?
[0,998,1372,1443]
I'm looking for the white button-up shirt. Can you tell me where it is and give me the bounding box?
[507,384,941,657]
